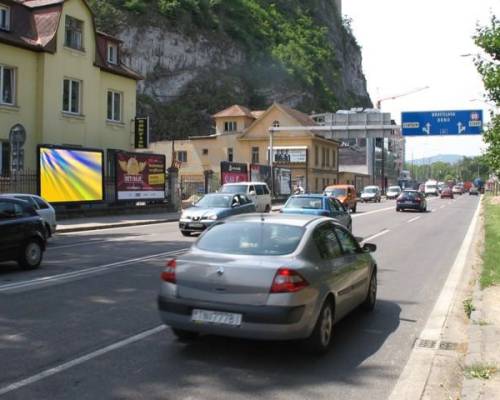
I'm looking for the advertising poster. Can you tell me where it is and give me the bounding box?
[38,146,104,203]
[116,151,166,200]
[250,164,272,187]
[270,147,307,163]
[274,167,292,196]
[220,161,248,184]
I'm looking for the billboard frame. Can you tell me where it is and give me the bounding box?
[114,150,166,202]
[37,144,105,205]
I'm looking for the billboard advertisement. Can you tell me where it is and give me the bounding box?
[250,164,272,187]
[274,167,292,196]
[221,161,248,184]
[270,147,307,163]
[116,151,166,200]
[38,146,104,203]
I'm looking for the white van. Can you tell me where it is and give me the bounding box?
[424,180,439,196]
[219,182,272,212]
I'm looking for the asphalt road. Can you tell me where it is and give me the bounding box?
[0,194,480,399]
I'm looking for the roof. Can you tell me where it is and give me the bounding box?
[1,0,142,80]
[276,103,317,127]
[213,105,255,119]
[225,213,325,227]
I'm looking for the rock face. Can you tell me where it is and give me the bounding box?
[105,2,371,139]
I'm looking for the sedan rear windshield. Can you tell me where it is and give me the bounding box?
[197,222,304,255]
[402,191,418,199]
[220,185,246,194]
[284,197,323,209]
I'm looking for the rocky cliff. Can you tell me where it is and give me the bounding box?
[89,0,371,140]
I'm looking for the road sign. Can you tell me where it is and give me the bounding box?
[401,110,483,136]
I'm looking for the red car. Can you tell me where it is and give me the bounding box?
[440,188,454,199]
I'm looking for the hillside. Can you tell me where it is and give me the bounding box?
[88,0,372,140]
[411,154,465,165]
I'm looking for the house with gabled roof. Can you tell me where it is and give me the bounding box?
[149,103,341,195]
[0,0,142,175]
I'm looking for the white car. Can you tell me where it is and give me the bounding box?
[1,193,57,236]
[386,186,402,199]
[219,182,272,212]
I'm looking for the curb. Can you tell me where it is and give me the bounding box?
[56,217,179,234]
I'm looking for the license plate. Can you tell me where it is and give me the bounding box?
[189,223,204,228]
[191,309,242,326]
[404,201,413,205]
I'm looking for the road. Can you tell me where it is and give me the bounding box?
[0,195,480,399]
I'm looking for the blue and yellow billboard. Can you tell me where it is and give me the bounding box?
[38,146,104,203]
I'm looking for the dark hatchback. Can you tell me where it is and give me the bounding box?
[0,197,48,269]
[396,190,427,212]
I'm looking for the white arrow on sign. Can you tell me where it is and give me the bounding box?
[422,122,431,135]
[457,122,466,134]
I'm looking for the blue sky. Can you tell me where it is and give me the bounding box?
[343,0,499,161]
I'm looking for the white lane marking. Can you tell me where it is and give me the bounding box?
[48,233,156,250]
[352,206,394,219]
[407,216,421,223]
[0,249,188,293]
[388,197,482,400]
[362,229,390,242]
[56,220,179,235]
[0,325,166,396]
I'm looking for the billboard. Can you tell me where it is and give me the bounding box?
[221,161,248,184]
[274,167,292,196]
[401,110,483,136]
[270,146,307,163]
[38,146,104,203]
[134,117,149,149]
[250,164,272,187]
[116,151,166,200]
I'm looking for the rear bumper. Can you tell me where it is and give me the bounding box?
[157,295,312,340]
[396,203,422,210]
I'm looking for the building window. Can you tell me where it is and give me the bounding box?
[202,149,208,155]
[63,78,81,114]
[272,120,280,128]
[326,147,330,167]
[228,148,234,162]
[0,141,10,176]
[65,16,83,50]
[315,146,319,166]
[0,65,15,105]
[251,147,259,164]
[0,5,10,31]
[224,121,237,132]
[315,177,319,192]
[107,90,122,122]
[322,147,326,167]
[176,151,187,163]
[332,149,337,169]
[107,42,118,64]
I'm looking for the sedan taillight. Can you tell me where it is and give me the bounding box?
[161,258,176,283]
[270,268,309,293]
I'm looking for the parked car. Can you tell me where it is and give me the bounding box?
[219,182,272,213]
[469,186,479,196]
[386,186,402,200]
[396,190,427,212]
[452,185,463,195]
[280,194,352,231]
[360,186,381,203]
[440,187,454,199]
[0,193,57,236]
[323,184,358,213]
[0,197,48,269]
[179,193,256,236]
[158,213,378,354]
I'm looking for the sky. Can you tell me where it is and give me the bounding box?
[343,0,499,161]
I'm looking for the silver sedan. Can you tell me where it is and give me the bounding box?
[158,214,378,353]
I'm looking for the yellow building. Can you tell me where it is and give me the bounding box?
[0,0,141,175]
[149,103,340,194]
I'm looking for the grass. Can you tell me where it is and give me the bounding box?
[464,363,498,380]
[481,196,500,288]
[463,298,476,319]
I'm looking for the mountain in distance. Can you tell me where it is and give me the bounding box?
[410,154,464,165]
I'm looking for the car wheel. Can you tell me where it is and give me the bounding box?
[304,299,334,354]
[396,207,400,212]
[180,230,191,237]
[171,328,199,342]
[362,271,377,311]
[265,205,271,213]
[18,239,43,270]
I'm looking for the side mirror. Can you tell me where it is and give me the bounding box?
[362,243,377,253]
[249,191,256,196]
[232,203,239,208]
[355,236,363,243]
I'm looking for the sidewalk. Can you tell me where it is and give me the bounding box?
[56,212,180,233]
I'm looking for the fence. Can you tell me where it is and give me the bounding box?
[0,170,37,194]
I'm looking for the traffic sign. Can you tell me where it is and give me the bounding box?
[401,110,483,136]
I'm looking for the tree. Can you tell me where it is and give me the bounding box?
[474,15,500,174]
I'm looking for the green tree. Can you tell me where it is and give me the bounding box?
[474,15,500,173]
